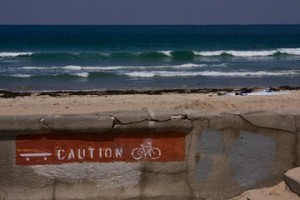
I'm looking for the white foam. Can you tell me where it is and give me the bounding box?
[125,70,299,78]
[278,48,300,55]
[194,48,300,57]
[0,52,33,57]
[158,51,172,56]
[62,65,82,70]
[73,72,89,78]
[194,50,276,57]
[199,71,298,77]
[84,66,124,70]
[10,74,31,78]
[21,64,206,71]
[228,50,276,57]
[22,66,45,70]
[131,63,206,69]
[171,63,206,68]
[125,72,155,77]
[125,71,209,77]
[215,63,228,67]
[22,66,83,70]
[194,50,225,56]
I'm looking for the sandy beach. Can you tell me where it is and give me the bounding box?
[0,89,299,116]
[1,88,300,199]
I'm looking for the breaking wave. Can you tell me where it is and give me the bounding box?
[193,48,300,57]
[0,52,33,57]
[1,48,300,60]
[20,63,209,71]
[125,70,300,78]
[3,69,299,80]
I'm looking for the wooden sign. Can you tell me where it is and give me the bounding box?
[16,131,185,165]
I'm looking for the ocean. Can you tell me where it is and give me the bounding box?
[0,25,300,91]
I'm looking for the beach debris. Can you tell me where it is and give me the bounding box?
[217,91,227,96]
[234,88,254,96]
[0,91,31,99]
[217,87,290,96]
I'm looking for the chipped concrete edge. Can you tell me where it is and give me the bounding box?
[0,110,299,136]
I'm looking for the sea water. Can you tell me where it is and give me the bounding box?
[0,25,299,91]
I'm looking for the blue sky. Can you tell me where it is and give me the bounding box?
[0,0,300,24]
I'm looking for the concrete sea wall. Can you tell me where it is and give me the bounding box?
[0,110,299,200]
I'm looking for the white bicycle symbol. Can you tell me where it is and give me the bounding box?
[131,142,161,160]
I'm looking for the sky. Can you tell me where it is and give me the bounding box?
[0,0,300,25]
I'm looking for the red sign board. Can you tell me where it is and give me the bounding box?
[16,131,185,165]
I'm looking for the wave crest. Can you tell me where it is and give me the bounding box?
[20,63,208,71]
[125,70,300,78]
[0,52,33,57]
[1,48,300,60]
[194,48,300,57]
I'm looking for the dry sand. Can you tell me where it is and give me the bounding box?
[0,89,300,199]
[0,89,299,115]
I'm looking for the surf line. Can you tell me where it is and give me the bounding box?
[56,147,123,161]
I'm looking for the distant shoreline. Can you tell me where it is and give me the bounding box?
[1,86,300,98]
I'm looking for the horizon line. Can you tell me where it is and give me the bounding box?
[0,23,300,26]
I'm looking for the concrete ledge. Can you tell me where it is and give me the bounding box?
[0,114,114,136]
[285,167,300,197]
[0,110,299,200]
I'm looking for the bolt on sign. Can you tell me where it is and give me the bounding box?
[16,131,185,165]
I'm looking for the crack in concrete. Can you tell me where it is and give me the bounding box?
[236,114,296,133]
[99,114,191,129]
[39,117,54,131]
[52,179,57,200]
[185,131,195,198]
[0,188,8,200]
[294,116,298,132]
[294,131,299,167]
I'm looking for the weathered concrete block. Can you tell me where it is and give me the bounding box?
[0,115,44,135]
[229,131,275,188]
[240,112,296,132]
[189,129,241,200]
[142,162,185,174]
[1,111,300,200]
[285,167,300,197]
[41,114,114,133]
[184,110,218,120]
[30,163,142,186]
[0,114,114,135]
[186,124,295,200]
[0,186,54,200]
[141,172,191,199]
[0,188,8,200]
[209,114,240,130]
[0,138,54,187]
[54,181,140,200]
[296,116,300,131]
[186,110,258,130]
